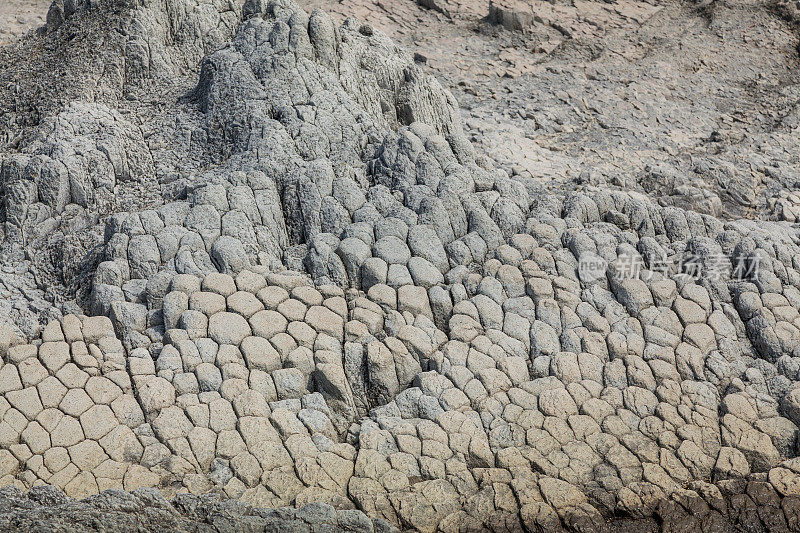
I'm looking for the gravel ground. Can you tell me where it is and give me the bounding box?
[0,0,49,45]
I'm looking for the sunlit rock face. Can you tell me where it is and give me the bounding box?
[2,1,800,531]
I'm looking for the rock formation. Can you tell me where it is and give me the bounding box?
[2,0,800,531]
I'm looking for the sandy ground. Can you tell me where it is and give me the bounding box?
[0,0,49,44]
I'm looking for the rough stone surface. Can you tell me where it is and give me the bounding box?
[1,0,800,531]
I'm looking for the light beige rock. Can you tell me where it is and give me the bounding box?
[21,421,50,455]
[56,363,89,389]
[6,386,42,420]
[85,376,123,404]
[770,466,800,496]
[277,298,307,322]
[232,451,262,487]
[208,312,252,346]
[190,291,227,316]
[202,273,237,297]
[99,425,144,463]
[152,406,193,440]
[227,291,264,318]
[111,395,146,428]
[123,464,160,491]
[68,439,108,471]
[8,344,37,364]
[18,358,48,388]
[397,285,433,320]
[305,306,344,341]
[256,286,290,309]
[138,376,176,413]
[0,364,22,394]
[43,447,70,473]
[249,310,288,339]
[64,471,99,499]
[50,415,85,448]
[82,316,115,344]
[188,427,217,469]
[179,310,209,339]
[59,388,94,417]
[38,341,70,373]
[49,462,80,490]
[240,336,281,372]
[235,270,267,293]
[209,397,237,433]
[538,388,578,419]
[80,404,117,440]
[37,376,68,409]
[61,315,83,343]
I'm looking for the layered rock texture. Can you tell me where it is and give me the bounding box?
[2,0,800,531]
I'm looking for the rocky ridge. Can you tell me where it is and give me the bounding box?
[2,0,800,532]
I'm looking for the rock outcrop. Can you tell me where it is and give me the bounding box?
[2,0,800,531]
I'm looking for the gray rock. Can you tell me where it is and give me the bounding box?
[211,236,251,275]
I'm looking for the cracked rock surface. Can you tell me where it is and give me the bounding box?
[2,0,800,532]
